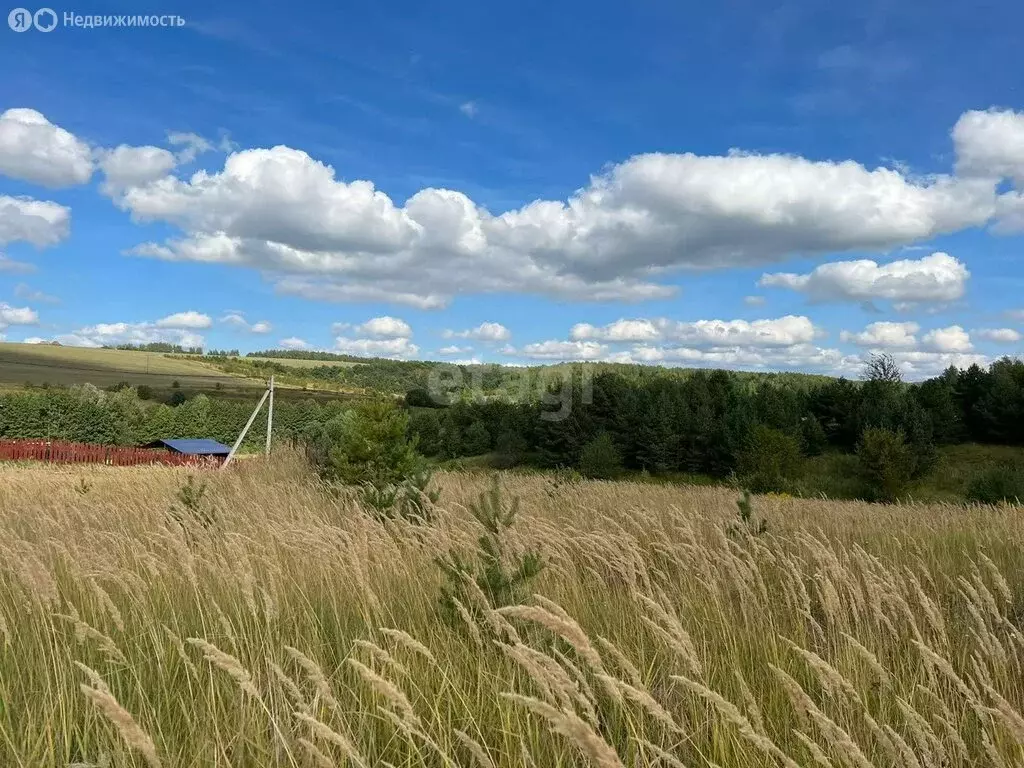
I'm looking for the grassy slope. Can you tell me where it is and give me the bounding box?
[2,457,1024,766]
[0,343,267,394]
[0,344,375,409]
[239,355,362,369]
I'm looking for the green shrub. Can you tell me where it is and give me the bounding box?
[801,415,828,457]
[856,427,914,502]
[965,464,1024,505]
[462,421,492,456]
[305,398,438,522]
[404,387,443,408]
[308,399,422,487]
[578,432,621,479]
[493,430,528,469]
[737,425,802,493]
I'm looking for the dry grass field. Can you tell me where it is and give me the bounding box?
[2,455,1024,766]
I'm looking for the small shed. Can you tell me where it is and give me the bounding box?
[143,438,232,461]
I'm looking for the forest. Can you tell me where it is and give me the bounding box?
[405,355,1024,501]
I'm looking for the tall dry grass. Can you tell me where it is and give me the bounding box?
[1,452,1024,766]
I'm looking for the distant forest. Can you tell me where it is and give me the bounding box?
[403,355,1024,477]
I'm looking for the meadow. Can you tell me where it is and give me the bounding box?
[2,455,1024,767]
[0,342,257,393]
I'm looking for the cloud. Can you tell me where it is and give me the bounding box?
[922,325,972,353]
[975,328,1022,343]
[98,145,178,193]
[759,252,968,306]
[14,283,59,303]
[439,344,472,355]
[604,343,864,377]
[155,310,213,329]
[511,340,609,360]
[953,108,1024,184]
[279,336,310,350]
[0,303,39,328]
[334,336,419,359]
[0,255,35,274]
[0,108,93,187]
[570,319,661,343]
[113,114,1000,307]
[167,132,214,163]
[442,321,511,342]
[221,311,272,333]
[0,195,71,248]
[743,295,766,306]
[273,277,449,309]
[888,350,989,379]
[459,101,478,118]
[55,320,204,349]
[839,321,919,348]
[334,316,412,338]
[21,336,47,344]
[570,315,820,346]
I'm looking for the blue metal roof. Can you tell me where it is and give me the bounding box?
[149,438,232,455]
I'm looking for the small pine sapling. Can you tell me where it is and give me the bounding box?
[437,478,544,627]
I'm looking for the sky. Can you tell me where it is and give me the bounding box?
[1,0,1023,379]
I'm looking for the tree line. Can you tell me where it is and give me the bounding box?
[0,384,344,448]
[406,355,1024,500]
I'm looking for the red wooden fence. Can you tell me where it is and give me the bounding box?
[0,439,217,467]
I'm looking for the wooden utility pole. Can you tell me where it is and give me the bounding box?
[264,376,274,455]
[222,383,270,470]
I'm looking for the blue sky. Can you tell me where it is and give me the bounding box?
[1,0,1023,378]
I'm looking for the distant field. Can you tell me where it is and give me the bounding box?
[0,342,261,391]
[240,355,362,369]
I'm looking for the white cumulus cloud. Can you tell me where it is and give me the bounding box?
[0,303,39,328]
[571,315,820,347]
[0,195,71,248]
[889,350,989,379]
[571,319,661,343]
[334,336,419,359]
[439,344,472,355]
[953,108,1024,183]
[221,311,272,333]
[98,145,178,193]
[0,108,93,188]
[155,311,212,329]
[975,328,1022,343]
[338,316,412,338]
[111,116,1001,308]
[760,252,968,306]
[511,340,609,360]
[55,319,205,349]
[443,321,511,342]
[922,325,972,353]
[279,336,310,350]
[839,321,920,348]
